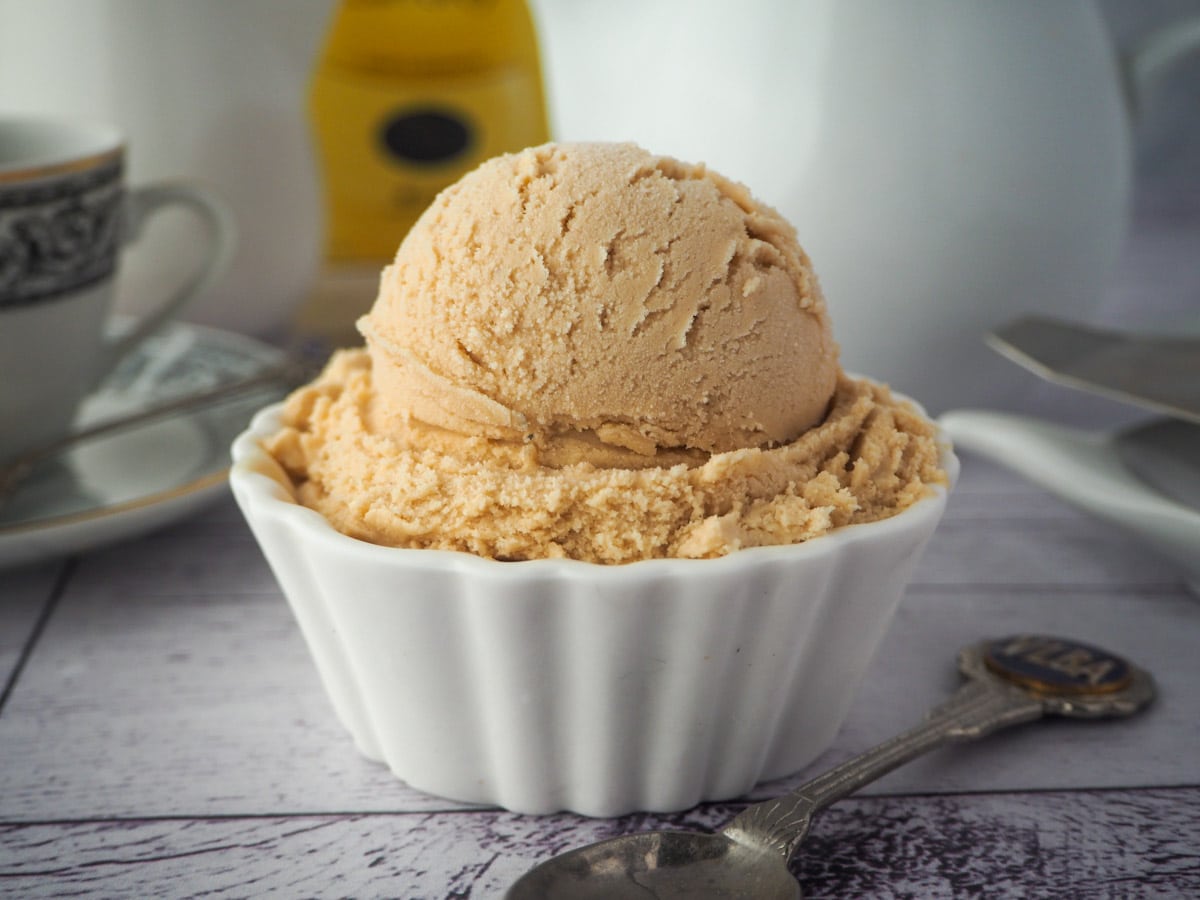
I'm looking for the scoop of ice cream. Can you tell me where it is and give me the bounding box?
[270,142,945,563]
[358,142,838,458]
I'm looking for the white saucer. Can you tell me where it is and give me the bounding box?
[0,322,289,569]
[939,409,1200,594]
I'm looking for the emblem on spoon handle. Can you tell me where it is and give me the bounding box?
[722,635,1155,863]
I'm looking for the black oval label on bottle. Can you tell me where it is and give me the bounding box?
[380,108,472,165]
[983,634,1133,695]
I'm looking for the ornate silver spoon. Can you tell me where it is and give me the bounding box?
[507,634,1155,899]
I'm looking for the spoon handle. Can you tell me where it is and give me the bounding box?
[0,358,310,500]
[722,676,1043,862]
[986,315,1200,423]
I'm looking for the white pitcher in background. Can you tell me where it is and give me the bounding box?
[0,0,333,339]
[534,0,1200,414]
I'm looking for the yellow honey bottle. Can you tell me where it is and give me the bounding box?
[298,0,550,344]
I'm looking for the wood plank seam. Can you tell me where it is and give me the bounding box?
[0,559,75,715]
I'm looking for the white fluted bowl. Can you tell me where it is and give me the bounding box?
[230,402,956,816]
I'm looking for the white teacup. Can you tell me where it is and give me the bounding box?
[0,115,234,462]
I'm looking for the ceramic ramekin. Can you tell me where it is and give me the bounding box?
[231,403,957,817]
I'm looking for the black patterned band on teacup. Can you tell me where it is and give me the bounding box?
[0,155,123,308]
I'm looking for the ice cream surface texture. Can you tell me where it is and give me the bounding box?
[361,140,837,457]
[268,142,944,563]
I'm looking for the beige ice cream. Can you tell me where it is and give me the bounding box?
[268,142,944,563]
[361,141,836,458]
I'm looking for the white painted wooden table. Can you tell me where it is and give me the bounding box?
[2,189,1198,897]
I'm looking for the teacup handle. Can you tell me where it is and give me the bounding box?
[94,181,236,380]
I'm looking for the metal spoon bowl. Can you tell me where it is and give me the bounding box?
[510,831,798,900]
[507,635,1154,899]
